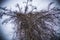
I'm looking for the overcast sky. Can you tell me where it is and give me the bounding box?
[1,0,56,12]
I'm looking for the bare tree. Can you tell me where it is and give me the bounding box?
[0,1,60,40]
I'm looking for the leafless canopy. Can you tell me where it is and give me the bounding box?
[0,1,60,40]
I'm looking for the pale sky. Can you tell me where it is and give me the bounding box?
[2,0,55,12]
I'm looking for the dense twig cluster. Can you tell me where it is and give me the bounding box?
[0,0,60,40]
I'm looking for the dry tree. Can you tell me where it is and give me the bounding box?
[0,0,60,40]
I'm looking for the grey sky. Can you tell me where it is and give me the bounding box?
[2,0,55,12]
